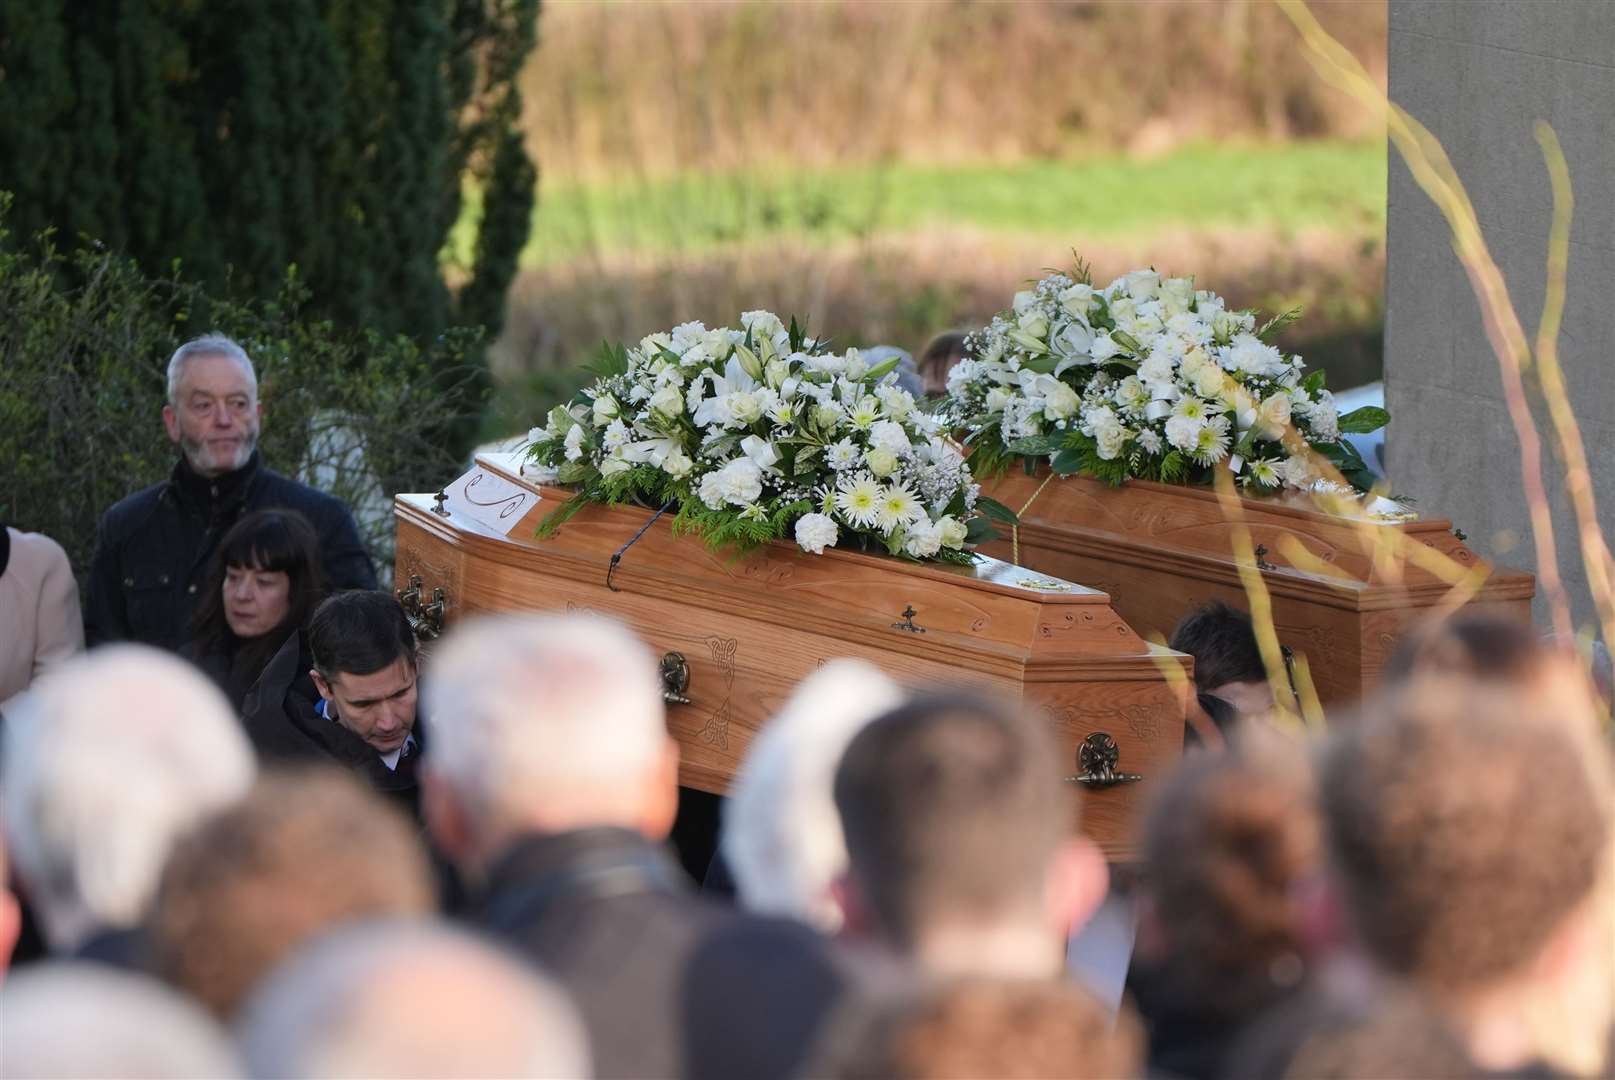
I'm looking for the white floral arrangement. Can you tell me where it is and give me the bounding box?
[943,263,1388,493]
[525,311,1009,562]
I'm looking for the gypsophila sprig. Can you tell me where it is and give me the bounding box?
[942,265,1389,494]
[527,311,995,561]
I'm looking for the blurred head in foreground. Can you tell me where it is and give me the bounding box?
[1137,736,1320,1024]
[1320,675,1614,1075]
[237,919,589,1079]
[421,612,676,875]
[1,963,240,1078]
[1,645,254,954]
[723,659,906,931]
[832,692,1107,978]
[833,976,1142,1080]
[151,767,436,1018]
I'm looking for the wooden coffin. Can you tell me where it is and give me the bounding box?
[977,470,1535,705]
[395,453,1190,859]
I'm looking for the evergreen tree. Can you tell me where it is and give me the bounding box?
[0,0,539,404]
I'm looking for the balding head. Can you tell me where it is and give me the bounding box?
[1,646,255,950]
[1,964,241,1078]
[237,919,590,1079]
[421,613,677,866]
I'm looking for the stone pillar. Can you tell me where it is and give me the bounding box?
[1384,0,1615,632]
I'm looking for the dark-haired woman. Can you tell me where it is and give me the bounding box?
[188,509,325,712]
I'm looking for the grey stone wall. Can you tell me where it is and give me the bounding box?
[1385,0,1615,633]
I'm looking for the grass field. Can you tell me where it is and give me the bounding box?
[494,140,1387,267]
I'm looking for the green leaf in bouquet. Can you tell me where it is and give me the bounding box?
[556,460,595,485]
[975,496,1020,525]
[1050,447,1086,476]
[862,354,902,383]
[1109,330,1143,355]
[656,344,684,368]
[884,526,907,557]
[1337,406,1390,434]
[964,515,1002,546]
[1255,307,1302,341]
[1158,450,1187,484]
[793,446,820,475]
[788,315,807,353]
[1006,434,1065,457]
[1302,369,1327,396]
[1315,439,1375,494]
[1019,354,1059,375]
[587,340,630,378]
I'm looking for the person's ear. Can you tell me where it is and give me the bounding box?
[829,871,876,941]
[310,668,335,704]
[637,738,681,841]
[1047,836,1110,936]
[162,403,181,444]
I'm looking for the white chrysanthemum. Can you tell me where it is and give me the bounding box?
[848,396,882,429]
[1246,458,1282,488]
[1135,428,1164,455]
[1172,397,1211,422]
[794,512,840,555]
[834,473,884,530]
[826,438,861,471]
[1191,417,1232,465]
[875,482,925,534]
[602,419,631,452]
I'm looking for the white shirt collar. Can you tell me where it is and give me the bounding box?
[318,698,416,770]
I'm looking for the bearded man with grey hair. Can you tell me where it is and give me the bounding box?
[85,334,374,651]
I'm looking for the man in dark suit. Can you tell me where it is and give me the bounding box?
[242,590,422,818]
[85,334,375,651]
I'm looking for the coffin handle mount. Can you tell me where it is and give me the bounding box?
[1066,732,1143,788]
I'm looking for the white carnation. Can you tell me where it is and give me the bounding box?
[794,512,840,555]
[826,438,861,470]
[1165,413,1204,452]
[903,520,945,559]
[868,419,912,454]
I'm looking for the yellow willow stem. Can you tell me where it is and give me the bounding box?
[1275,0,1576,645]
[1211,467,1322,730]
[1532,125,1615,652]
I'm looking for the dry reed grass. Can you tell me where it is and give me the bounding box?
[525,0,1388,180]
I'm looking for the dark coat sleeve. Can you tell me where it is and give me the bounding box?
[83,511,130,647]
[315,503,377,592]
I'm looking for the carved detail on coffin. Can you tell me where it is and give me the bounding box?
[699,636,738,749]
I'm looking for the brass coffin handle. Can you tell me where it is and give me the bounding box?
[660,652,691,705]
[396,575,447,641]
[1066,732,1143,788]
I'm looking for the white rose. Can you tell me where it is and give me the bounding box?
[1058,283,1095,319]
[649,383,684,418]
[1109,297,1137,324]
[591,394,619,426]
[1211,310,1241,344]
[936,515,969,549]
[1012,289,1038,313]
[1017,311,1049,340]
[1160,276,1195,312]
[728,391,764,425]
[1194,364,1228,399]
[1256,392,1292,440]
[1095,421,1130,460]
[864,447,900,478]
[1121,269,1160,299]
[794,512,840,555]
